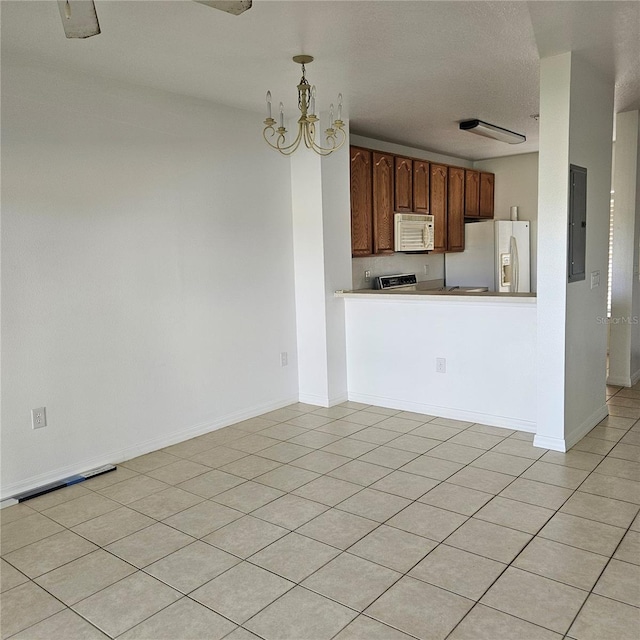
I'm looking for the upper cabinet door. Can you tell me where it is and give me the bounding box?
[350,146,373,256]
[464,170,480,217]
[373,152,395,254]
[413,160,430,213]
[447,167,465,252]
[394,156,413,212]
[430,163,448,253]
[479,172,495,218]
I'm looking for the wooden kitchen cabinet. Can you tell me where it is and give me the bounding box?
[479,172,495,218]
[447,167,465,252]
[464,169,480,218]
[430,163,448,253]
[349,145,494,256]
[413,160,430,213]
[372,151,395,254]
[394,156,413,211]
[350,146,373,256]
[349,146,397,256]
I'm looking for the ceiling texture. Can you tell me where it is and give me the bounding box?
[2,0,639,161]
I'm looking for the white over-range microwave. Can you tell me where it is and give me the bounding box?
[394,213,435,252]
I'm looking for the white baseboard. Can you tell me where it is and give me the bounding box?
[299,392,349,408]
[532,434,567,452]
[329,393,349,407]
[607,374,632,387]
[565,403,610,450]
[0,395,299,501]
[533,403,609,452]
[607,367,640,387]
[347,392,536,433]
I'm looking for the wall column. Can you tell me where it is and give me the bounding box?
[608,111,640,386]
[535,52,614,451]
[290,125,352,406]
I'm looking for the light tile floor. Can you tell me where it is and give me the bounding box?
[2,389,640,640]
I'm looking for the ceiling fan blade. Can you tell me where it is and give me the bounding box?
[194,1,253,16]
[57,0,101,38]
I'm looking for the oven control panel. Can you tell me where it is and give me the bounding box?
[375,274,418,289]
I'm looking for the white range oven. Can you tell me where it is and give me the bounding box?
[374,274,488,293]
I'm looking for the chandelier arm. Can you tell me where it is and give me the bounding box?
[262,125,284,148]
[263,123,304,155]
[330,126,347,150]
[308,124,347,156]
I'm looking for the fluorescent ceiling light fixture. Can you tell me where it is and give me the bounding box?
[459,119,526,144]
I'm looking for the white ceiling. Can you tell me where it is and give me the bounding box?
[2,0,639,161]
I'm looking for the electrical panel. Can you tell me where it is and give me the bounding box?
[568,164,587,283]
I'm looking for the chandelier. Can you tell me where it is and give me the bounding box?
[263,55,346,156]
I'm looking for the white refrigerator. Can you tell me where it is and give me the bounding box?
[445,220,530,293]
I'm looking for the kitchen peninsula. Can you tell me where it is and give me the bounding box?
[337,288,536,433]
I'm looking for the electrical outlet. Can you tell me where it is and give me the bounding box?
[436,358,446,374]
[424,264,429,276]
[590,271,600,289]
[365,270,371,282]
[31,407,47,429]
[280,352,288,367]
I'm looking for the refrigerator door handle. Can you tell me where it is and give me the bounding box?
[510,235,519,293]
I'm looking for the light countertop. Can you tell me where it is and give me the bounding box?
[336,280,536,300]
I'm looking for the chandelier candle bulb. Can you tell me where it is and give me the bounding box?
[337,94,342,121]
[279,102,284,129]
[329,103,334,125]
[310,86,316,116]
[266,91,272,119]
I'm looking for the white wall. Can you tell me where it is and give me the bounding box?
[535,52,613,452]
[349,134,473,289]
[1,61,299,498]
[633,129,640,379]
[320,140,353,403]
[535,54,571,451]
[344,296,537,431]
[291,150,330,404]
[290,128,352,407]
[474,153,539,292]
[564,56,614,445]
[609,111,640,386]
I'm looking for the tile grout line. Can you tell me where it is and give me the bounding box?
[103,413,514,637]
[138,405,638,636]
[3,400,639,639]
[440,405,640,638]
[292,419,562,638]
[430,412,639,637]
[555,498,640,636]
